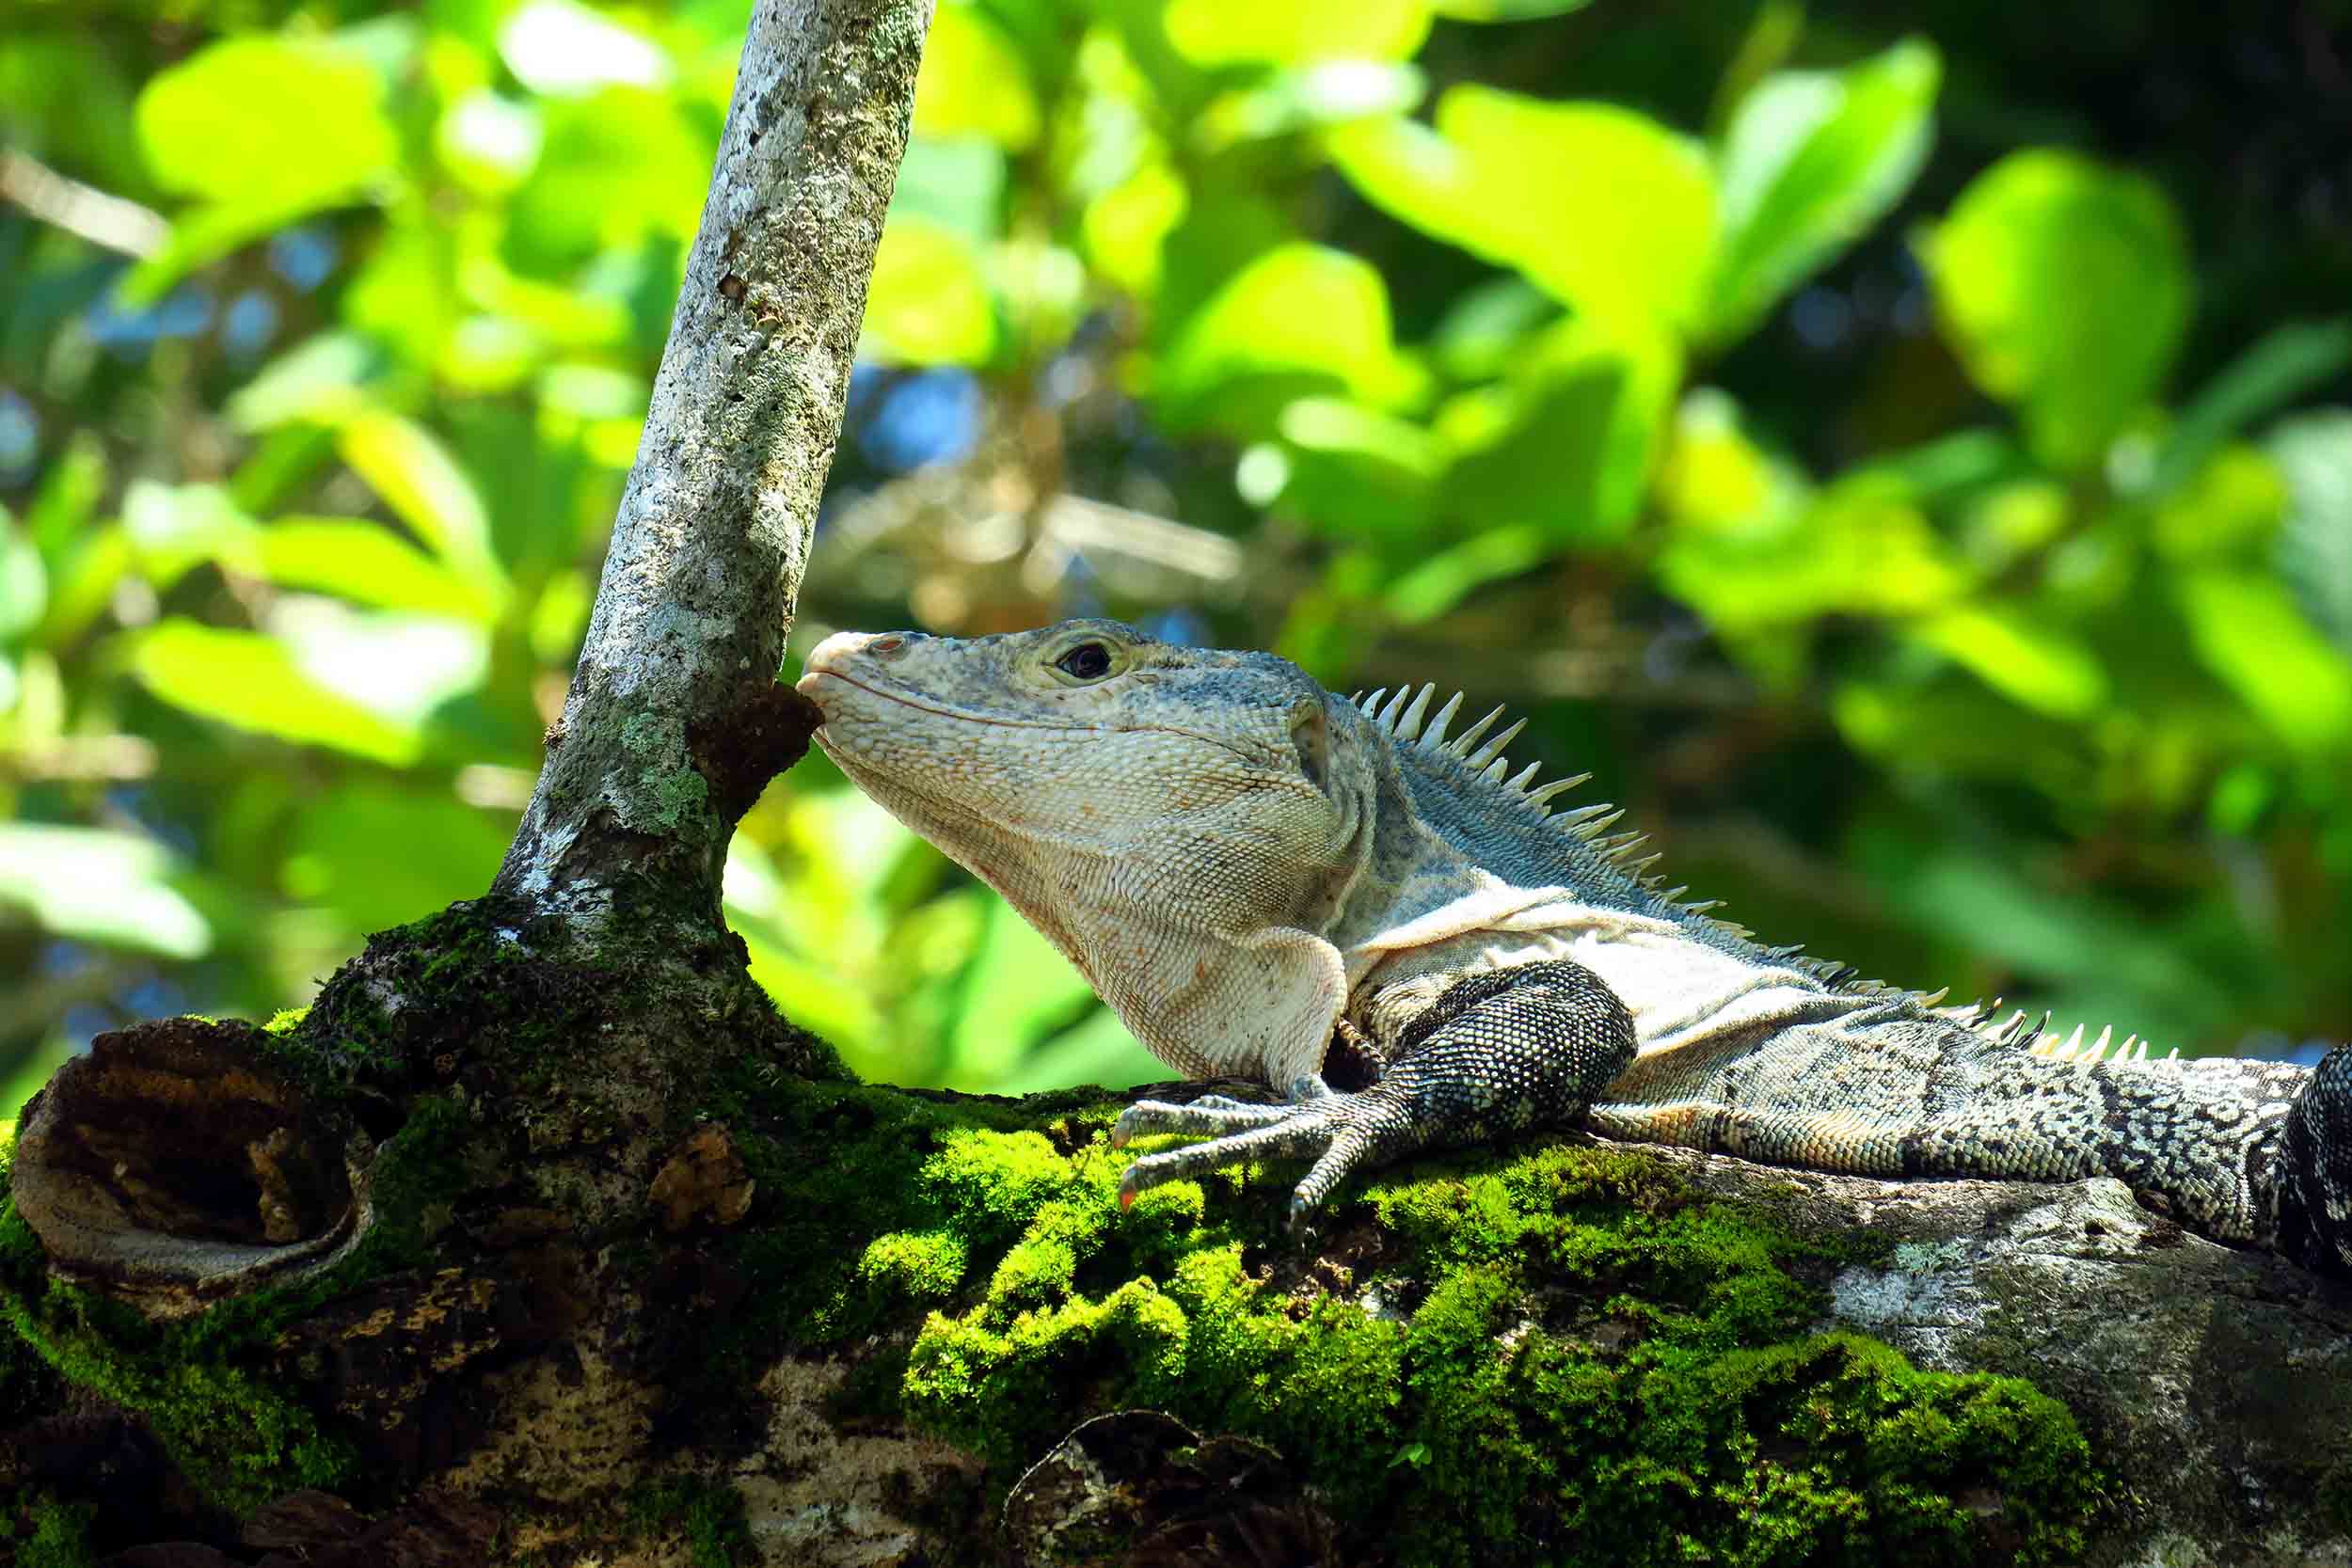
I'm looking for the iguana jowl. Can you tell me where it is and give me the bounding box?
[797,618,2352,1276]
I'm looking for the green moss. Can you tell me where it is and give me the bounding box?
[11,1496,96,1568]
[716,1087,2101,1568]
[626,1476,753,1568]
[0,1086,480,1513]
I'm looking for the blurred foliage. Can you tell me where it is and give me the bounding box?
[2,0,2349,1117]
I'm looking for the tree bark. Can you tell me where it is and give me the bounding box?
[492,0,932,919]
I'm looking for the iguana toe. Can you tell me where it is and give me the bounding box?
[1112,1088,1412,1219]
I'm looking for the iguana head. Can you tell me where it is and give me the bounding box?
[796,619,1373,1081]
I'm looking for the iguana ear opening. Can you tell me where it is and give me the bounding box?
[1289,698,1331,791]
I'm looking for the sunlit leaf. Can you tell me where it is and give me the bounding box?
[1270,398,1443,543]
[346,213,463,370]
[0,824,210,959]
[2174,568,2352,752]
[497,0,671,96]
[1166,0,1430,65]
[131,619,423,765]
[1909,606,2107,719]
[228,333,388,432]
[260,519,504,622]
[1332,90,1716,331]
[337,413,508,591]
[1082,158,1186,294]
[2149,445,2285,562]
[1429,0,1590,21]
[1158,243,1416,431]
[1384,524,1551,624]
[1656,388,1810,532]
[437,89,544,194]
[1198,62,1424,148]
[949,898,1100,1084]
[893,137,1009,243]
[1656,478,1967,636]
[2268,410,2352,655]
[1922,150,2191,469]
[136,37,397,204]
[993,1006,1162,1095]
[505,87,709,267]
[1429,277,1558,384]
[864,214,999,366]
[123,481,261,586]
[1445,315,1680,545]
[914,2,1042,150]
[1703,40,1938,344]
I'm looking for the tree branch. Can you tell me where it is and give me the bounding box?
[493,0,934,919]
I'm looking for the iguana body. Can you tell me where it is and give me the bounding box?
[798,619,2352,1275]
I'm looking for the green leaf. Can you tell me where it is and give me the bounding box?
[992,1006,1162,1095]
[1197,62,1425,149]
[892,137,1009,244]
[1165,0,1430,65]
[228,333,388,432]
[336,413,508,592]
[1922,150,2192,470]
[914,1,1042,149]
[0,511,45,644]
[135,37,396,205]
[2173,568,2352,752]
[1655,478,1967,637]
[2152,320,2352,498]
[123,481,261,587]
[2269,411,2352,654]
[863,214,1000,366]
[1444,316,1680,546]
[286,784,514,932]
[497,0,671,96]
[0,824,210,959]
[130,620,422,765]
[1908,605,2107,720]
[259,519,503,622]
[1329,89,1716,331]
[1269,398,1443,544]
[505,88,709,270]
[1383,524,1552,624]
[1157,244,1417,434]
[949,898,1101,1085]
[1429,277,1559,384]
[1703,40,1939,344]
[1428,0,1588,21]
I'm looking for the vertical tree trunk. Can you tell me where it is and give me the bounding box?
[494,0,933,921]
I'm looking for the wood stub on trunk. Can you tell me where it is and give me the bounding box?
[10,1018,369,1318]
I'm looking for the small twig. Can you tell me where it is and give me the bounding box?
[0,148,169,259]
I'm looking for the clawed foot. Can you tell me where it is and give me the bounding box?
[1110,1076,1411,1231]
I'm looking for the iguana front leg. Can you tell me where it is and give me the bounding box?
[1112,960,1636,1227]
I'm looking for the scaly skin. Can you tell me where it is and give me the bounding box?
[797,619,2352,1275]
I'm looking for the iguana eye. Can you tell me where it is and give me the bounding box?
[1054,642,1115,682]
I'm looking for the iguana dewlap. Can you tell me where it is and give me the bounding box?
[797,618,2352,1275]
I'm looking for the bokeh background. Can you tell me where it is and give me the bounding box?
[3,0,2349,1122]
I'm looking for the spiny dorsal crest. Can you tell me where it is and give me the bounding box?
[1941,998,2185,1069]
[1347,681,1751,927]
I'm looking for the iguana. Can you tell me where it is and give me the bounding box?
[796,618,2352,1276]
